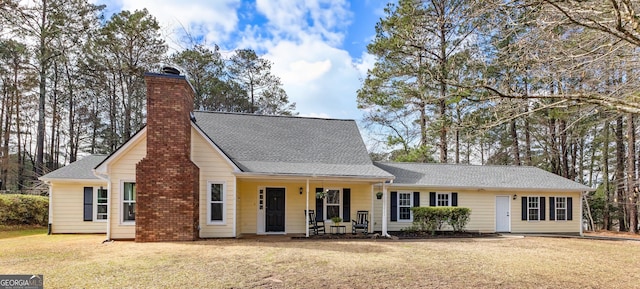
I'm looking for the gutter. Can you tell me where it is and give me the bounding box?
[93,169,111,242]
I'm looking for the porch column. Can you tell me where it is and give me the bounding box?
[382,183,388,237]
[370,185,374,234]
[306,178,310,238]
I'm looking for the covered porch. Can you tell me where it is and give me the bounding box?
[236,175,393,237]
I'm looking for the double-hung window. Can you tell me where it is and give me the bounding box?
[96,188,108,221]
[208,182,225,224]
[398,192,412,221]
[527,196,540,221]
[325,189,341,220]
[122,182,136,222]
[555,197,567,221]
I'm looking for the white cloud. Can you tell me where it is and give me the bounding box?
[113,0,241,49]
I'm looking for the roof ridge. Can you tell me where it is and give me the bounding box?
[192,110,355,122]
[375,161,540,169]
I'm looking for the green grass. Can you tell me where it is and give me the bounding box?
[0,226,47,239]
[0,233,639,288]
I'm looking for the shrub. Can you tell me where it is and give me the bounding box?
[0,194,49,226]
[411,207,471,234]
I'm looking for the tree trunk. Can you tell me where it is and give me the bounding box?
[626,113,637,233]
[603,120,611,230]
[510,118,520,165]
[35,0,48,178]
[615,115,627,231]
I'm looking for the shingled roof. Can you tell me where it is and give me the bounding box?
[40,155,107,181]
[374,162,592,192]
[193,111,393,178]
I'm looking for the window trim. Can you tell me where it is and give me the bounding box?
[207,181,226,225]
[324,187,342,222]
[94,187,108,222]
[554,196,568,221]
[120,180,136,225]
[436,192,451,207]
[527,196,540,221]
[397,191,413,222]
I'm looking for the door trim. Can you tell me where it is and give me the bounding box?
[265,187,286,233]
[495,195,511,232]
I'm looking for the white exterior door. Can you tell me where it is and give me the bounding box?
[495,196,510,232]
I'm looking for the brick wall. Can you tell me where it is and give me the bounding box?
[135,72,200,242]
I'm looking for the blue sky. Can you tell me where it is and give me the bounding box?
[92,0,388,124]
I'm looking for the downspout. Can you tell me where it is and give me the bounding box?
[580,191,584,237]
[46,181,52,235]
[305,178,309,238]
[93,171,111,241]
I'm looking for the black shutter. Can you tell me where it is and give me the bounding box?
[429,192,436,206]
[540,197,546,221]
[567,197,573,220]
[452,192,458,207]
[413,192,420,207]
[390,192,397,222]
[549,197,556,221]
[315,187,323,221]
[83,187,93,221]
[343,188,351,222]
[521,196,527,221]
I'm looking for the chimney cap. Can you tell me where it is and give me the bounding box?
[162,66,181,75]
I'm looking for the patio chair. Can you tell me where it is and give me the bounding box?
[352,210,369,234]
[305,210,325,235]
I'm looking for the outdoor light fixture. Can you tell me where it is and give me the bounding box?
[299,187,303,195]
[513,194,517,200]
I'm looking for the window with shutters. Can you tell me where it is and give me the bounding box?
[398,192,413,221]
[437,193,450,206]
[208,181,226,224]
[324,188,341,221]
[122,182,136,223]
[527,196,540,221]
[555,197,567,221]
[95,188,108,221]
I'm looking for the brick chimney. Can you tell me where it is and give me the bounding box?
[135,70,200,242]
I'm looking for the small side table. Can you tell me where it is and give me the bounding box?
[330,225,346,234]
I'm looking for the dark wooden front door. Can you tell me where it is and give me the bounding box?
[266,188,285,232]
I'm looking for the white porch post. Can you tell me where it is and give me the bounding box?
[305,178,310,238]
[370,185,374,234]
[382,183,388,237]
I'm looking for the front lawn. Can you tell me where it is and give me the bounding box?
[0,233,638,288]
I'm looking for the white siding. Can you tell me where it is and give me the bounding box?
[191,127,237,238]
[50,181,107,234]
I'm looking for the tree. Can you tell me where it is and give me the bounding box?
[227,49,295,115]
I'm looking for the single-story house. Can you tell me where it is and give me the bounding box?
[39,70,592,242]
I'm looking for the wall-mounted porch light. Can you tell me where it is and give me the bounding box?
[299,187,303,195]
[513,194,517,200]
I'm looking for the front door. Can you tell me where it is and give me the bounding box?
[496,196,510,232]
[266,188,285,232]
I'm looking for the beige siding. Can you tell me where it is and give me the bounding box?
[50,181,107,234]
[238,180,374,234]
[191,128,237,238]
[374,187,582,234]
[108,135,146,239]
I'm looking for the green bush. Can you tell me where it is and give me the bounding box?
[0,194,49,226]
[411,207,471,234]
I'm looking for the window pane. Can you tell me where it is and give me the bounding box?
[98,189,108,201]
[399,193,410,206]
[211,184,222,202]
[326,190,340,205]
[211,203,223,221]
[399,207,411,220]
[124,183,136,201]
[437,193,449,206]
[97,205,107,214]
[327,205,340,219]
[123,202,135,221]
